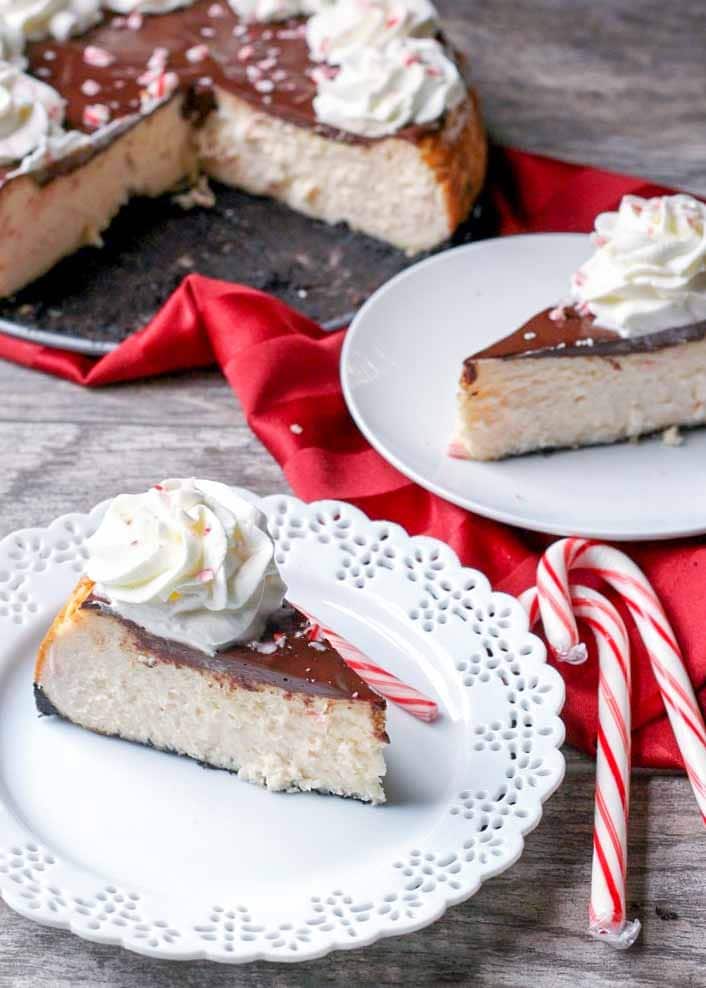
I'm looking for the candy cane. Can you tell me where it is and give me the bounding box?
[538,538,706,825]
[522,584,640,948]
[293,605,438,722]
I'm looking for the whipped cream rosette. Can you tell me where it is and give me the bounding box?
[86,479,287,655]
[306,0,438,64]
[572,193,706,335]
[312,36,463,138]
[227,0,326,21]
[0,61,67,164]
[0,16,24,63]
[0,0,101,43]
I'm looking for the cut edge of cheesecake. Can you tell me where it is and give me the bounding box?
[0,82,485,298]
[454,307,706,460]
[35,577,389,804]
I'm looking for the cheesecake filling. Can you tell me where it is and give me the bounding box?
[85,479,286,655]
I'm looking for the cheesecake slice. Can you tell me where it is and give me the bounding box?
[455,306,706,460]
[35,577,388,803]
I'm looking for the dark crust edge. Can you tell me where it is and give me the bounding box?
[32,684,385,803]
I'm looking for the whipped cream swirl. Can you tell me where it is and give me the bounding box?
[228,0,325,21]
[572,194,706,336]
[0,17,24,63]
[104,0,193,13]
[307,0,438,64]
[313,37,463,138]
[0,61,65,165]
[0,0,101,43]
[86,479,287,655]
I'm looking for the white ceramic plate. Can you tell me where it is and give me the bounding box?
[0,494,564,963]
[341,234,706,540]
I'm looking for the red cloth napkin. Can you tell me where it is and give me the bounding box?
[2,148,703,769]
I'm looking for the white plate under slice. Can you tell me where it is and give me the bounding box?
[0,493,564,963]
[341,233,706,541]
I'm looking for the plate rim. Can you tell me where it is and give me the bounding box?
[340,233,706,541]
[0,493,565,963]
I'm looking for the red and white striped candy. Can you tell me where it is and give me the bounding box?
[294,605,438,722]
[141,71,179,105]
[82,103,110,129]
[521,583,641,948]
[538,538,706,825]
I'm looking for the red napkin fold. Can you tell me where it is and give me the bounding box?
[3,148,703,769]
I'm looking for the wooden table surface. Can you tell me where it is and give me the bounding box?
[2,2,705,985]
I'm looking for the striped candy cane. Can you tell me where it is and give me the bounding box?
[293,605,438,722]
[521,584,640,948]
[538,538,706,825]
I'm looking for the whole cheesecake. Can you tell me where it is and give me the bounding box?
[33,480,388,803]
[454,194,706,460]
[0,0,486,298]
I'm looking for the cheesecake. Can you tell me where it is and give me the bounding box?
[454,194,706,460]
[33,480,388,803]
[0,0,486,298]
[35,579,388,802]
[456,306,706,460]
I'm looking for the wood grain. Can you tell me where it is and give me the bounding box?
[1,1,706,983]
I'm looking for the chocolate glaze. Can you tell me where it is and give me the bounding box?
[82,595,385,708]
[13,0,454,177]
[463,306,706,383]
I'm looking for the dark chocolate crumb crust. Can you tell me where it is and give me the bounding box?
[0,183,488,348]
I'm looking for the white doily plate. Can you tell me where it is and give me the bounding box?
[0,494,564,963]
[341,234,706,540]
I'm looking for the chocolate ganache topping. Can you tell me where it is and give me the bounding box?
[24,0,456,144]
[84,594,385,706]
[463,306,706,384]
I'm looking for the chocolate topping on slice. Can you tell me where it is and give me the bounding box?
[463,305,706,384]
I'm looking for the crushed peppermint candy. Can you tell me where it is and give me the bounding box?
[127,12,143,29]
[83,46,115,68]
[548,306,568,322]
[81,79,101,97]
[147,47,169,72]
[308,641,327,652]
[523,330,537,340]
[290,423,303,435]
[82,103,111,129]
[186,44,209,63]
[306,622,324,643]
[207,2,225,15]
[273,632,286,648]
[249,640,278,655]
[255,79,275,94]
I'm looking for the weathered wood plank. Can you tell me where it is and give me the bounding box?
[442,0,706,194]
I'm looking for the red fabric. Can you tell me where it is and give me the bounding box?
[2,147,703,768]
